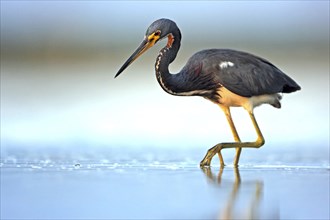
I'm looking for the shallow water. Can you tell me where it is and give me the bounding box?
[1,158,329,220]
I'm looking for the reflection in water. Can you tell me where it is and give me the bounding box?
[202,167,277,220]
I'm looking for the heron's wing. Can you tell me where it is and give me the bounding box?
[200,49,300,97]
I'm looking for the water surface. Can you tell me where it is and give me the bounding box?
[1,156,329,220]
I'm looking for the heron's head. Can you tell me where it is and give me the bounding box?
[115,18,179,78]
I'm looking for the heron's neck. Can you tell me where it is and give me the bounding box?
[155,32,182,95]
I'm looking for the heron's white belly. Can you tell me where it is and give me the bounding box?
[217,86,281,113]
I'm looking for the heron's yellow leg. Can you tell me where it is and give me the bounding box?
[218,107,242,167]
[200,112,265,167]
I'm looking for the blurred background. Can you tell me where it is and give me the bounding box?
[1,1,329,165]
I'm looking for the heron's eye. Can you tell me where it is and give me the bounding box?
[154,31,161,36]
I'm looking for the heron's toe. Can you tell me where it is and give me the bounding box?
[200,159,211,167]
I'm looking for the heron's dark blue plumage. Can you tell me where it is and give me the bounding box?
[179,49,300,98]
[149,19,300,104]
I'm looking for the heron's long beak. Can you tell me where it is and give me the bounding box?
[115,37,156,78]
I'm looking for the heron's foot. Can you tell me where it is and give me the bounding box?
[200,144,225,167]
[200,157,212,167]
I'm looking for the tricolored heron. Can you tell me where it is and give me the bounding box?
[115,18,301,167]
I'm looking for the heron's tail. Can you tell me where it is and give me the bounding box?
[270,94,282,108]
